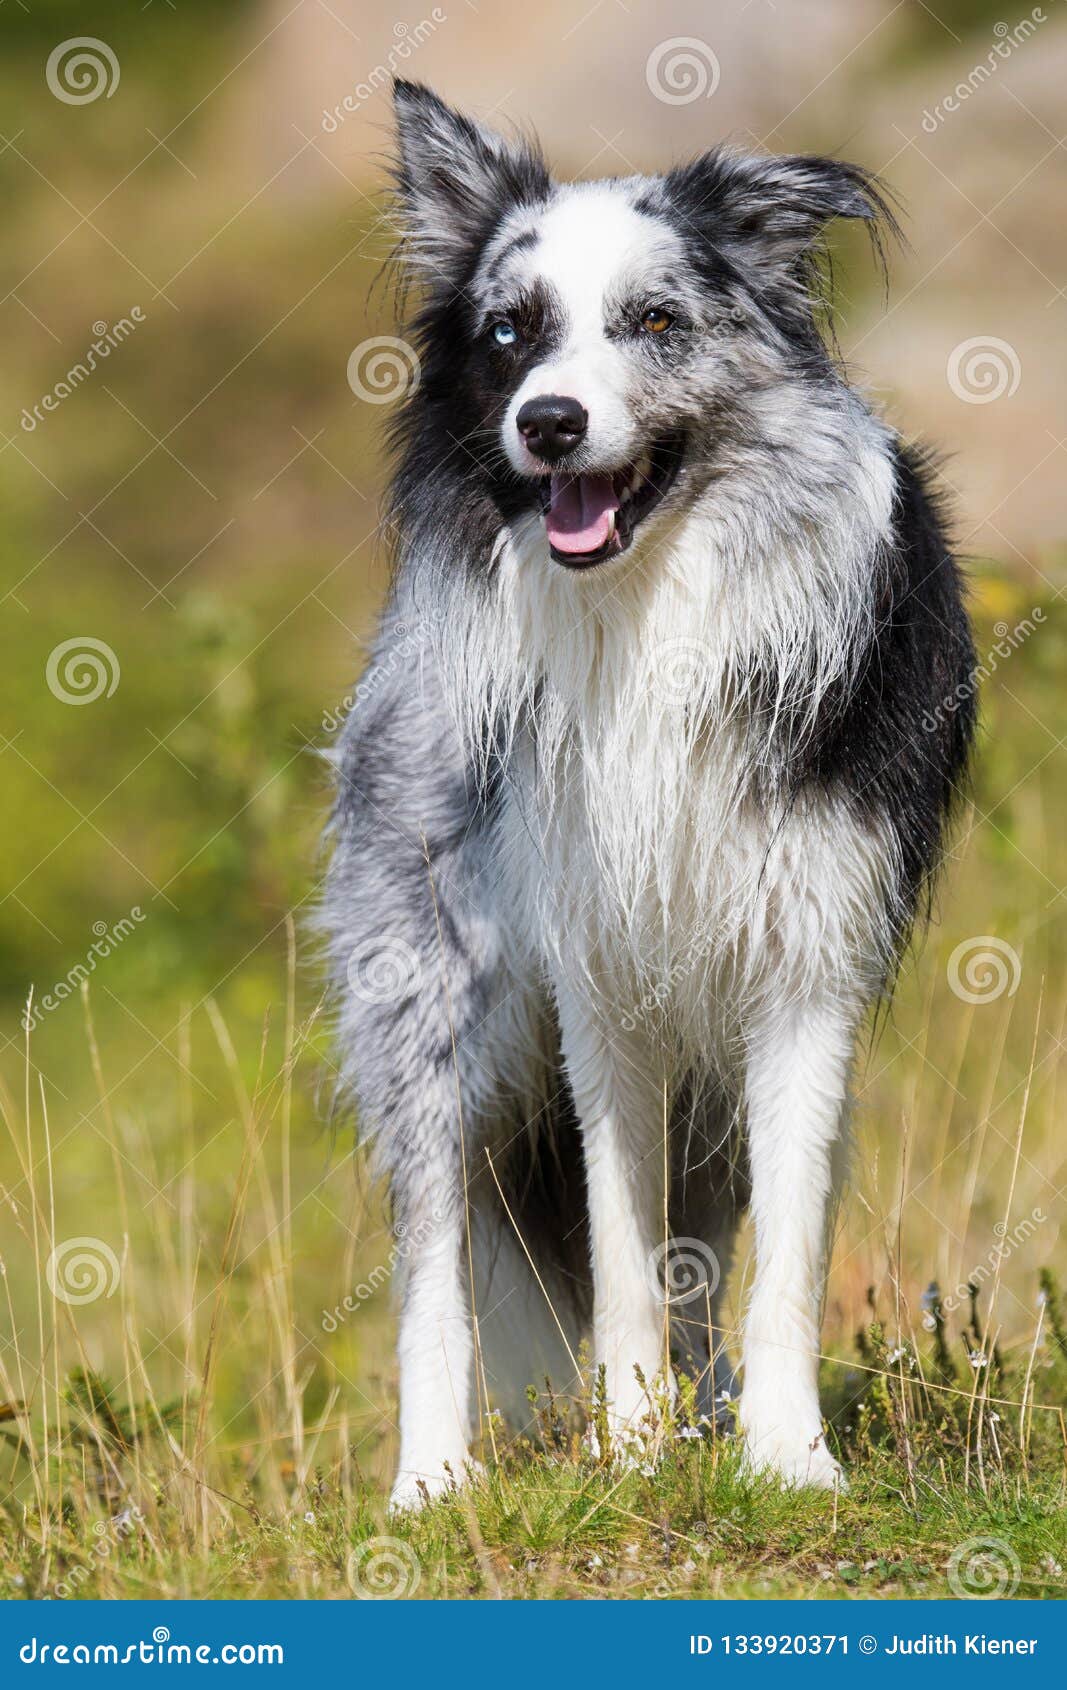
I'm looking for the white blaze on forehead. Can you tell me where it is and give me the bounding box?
[527,183,678,327]
[504,184,684,473]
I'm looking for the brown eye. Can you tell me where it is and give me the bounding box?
[640,308,673,334]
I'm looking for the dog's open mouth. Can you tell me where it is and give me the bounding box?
[536,432,685,568]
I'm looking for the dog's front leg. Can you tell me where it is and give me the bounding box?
[390,1176,475,1511]
[739,996,856,1488]
[555,984,668,1443]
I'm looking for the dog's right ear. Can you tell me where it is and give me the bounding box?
[391,81,549,281]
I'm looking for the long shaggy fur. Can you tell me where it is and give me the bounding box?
[322,82,976,1507]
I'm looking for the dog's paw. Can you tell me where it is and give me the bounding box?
[741,1425,845,1492]
[388,1455,483,1513]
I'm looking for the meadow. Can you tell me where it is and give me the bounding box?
[1,0,1066,1603]
[1,570,1066,1601]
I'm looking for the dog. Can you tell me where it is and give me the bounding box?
[323,81,976,1509]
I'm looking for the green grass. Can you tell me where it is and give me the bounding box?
[1,5,1066,1596]
[2,771,1067,1600]
[1,568,1066,1600]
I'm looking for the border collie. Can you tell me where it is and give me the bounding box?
[324,81,976,1509]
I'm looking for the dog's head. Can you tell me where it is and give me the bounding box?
[390,81,895,571]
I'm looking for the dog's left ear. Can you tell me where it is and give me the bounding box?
[668,148,898,284]
[391,81,549,281]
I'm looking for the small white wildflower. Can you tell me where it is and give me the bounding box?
[303,1511,315,1524]
[678,1425,702,1441]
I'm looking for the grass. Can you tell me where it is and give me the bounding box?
[2,719,1067,1600]
[0,539,1064,1601]
[1,0,1065,1606]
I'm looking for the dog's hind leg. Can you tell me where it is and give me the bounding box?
[472,1103,591,1439]
[665,1082,746,1425]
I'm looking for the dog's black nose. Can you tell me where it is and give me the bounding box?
[516,394,587,463]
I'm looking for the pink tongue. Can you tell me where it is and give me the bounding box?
[545,473,618,555]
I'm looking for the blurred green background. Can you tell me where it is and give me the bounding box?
[1,0,1065,1503]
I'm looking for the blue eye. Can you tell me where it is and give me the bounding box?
[492,320,518,347]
